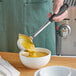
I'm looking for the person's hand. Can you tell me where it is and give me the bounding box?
[49,0,68,22]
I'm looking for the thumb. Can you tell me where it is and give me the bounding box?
[53,3,61,14]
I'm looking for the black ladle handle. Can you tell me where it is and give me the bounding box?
[49,4,69,22]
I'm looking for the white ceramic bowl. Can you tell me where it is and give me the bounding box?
[19,47,51,69]
[40,66,72,76]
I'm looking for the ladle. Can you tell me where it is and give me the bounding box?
[17,4,69,54]
[30,4,69,39]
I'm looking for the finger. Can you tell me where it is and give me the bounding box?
[53,3,60,14]
[53,10,68,22]
[53,0,63,14]
[53,11,68,22]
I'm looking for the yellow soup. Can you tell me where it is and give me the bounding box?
[22,51,48,57]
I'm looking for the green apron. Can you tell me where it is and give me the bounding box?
[0,0,56,55]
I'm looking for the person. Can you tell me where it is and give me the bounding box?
[0,0,75,54]
[22,0,76,55]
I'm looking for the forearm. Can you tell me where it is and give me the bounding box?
[64,0,76,6]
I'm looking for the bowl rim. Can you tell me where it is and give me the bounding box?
[39,66,72,76]
[19,47,51,58]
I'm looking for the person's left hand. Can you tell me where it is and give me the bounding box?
[53,10,68,22]
[48,0,68,22]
